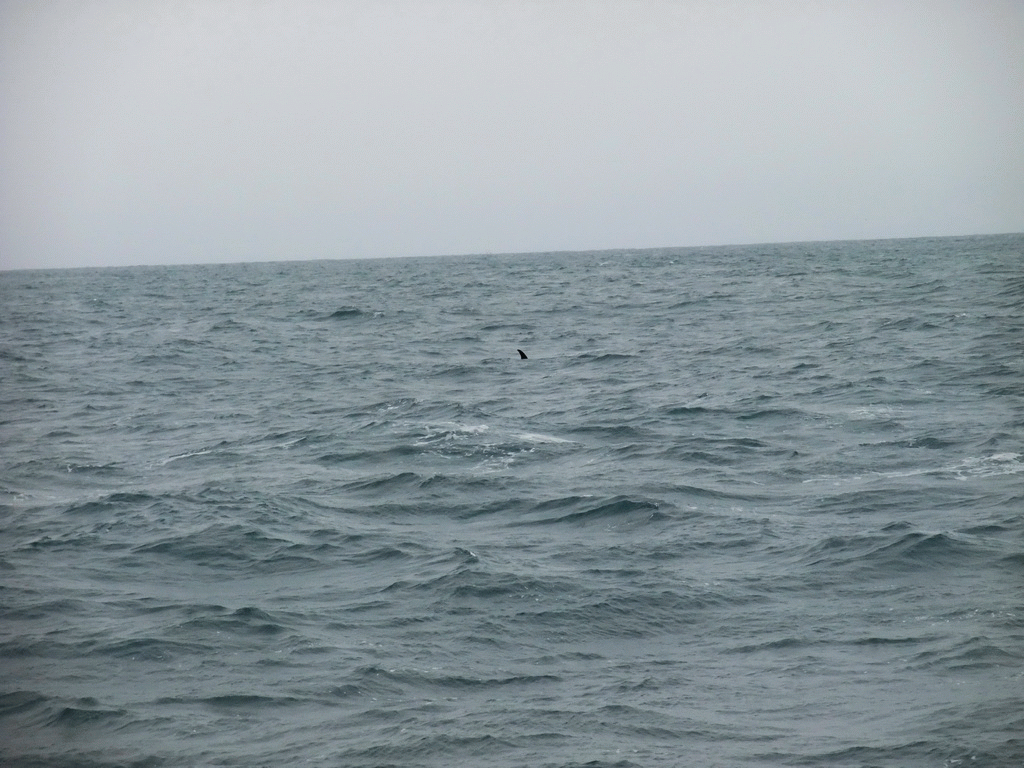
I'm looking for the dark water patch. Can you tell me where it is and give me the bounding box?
[325,306,366,319]
[979,381,1024,397]
[427,568,579,604]
[0,690,48,718]
[908,635,1021,671]
[574,352,638,363]
[0,637,80,659]
[19,532,107,557]
[354,665,562,694]
[0,597,100,621]
[93,638,211,661]
[340,732,518,764]
[448,497,537,520]
[316,443,420,464]
[659,404,712,417]
[920,698,1024,763]
[807,488,934,517]
[515,587,738,639]
[0,347,32,363]
[877,530,981,566]
[479,322,527,331]
[889,436,961,449]
[63,461,123,474]
[345,544,417,565]
[44,698,126,727]
[665,482,772,502]
[724,636,812,654]
[62,492,159,516]
[997,552,1024,569]
[766,739,958,768]
[173,605,290,639]
[198,693,303,710]
[660,448,732,465]
[132,525,265,563]
[702,436,773,451]
[341,471,423,492]
[425,363,481,378]
[736,406,815,422]
[380,547,481,589]
[785,360,823,373]
[848,634,938,646]
[995,275,1024,299]
[513,495,668,527]
[331,665,420,698]
[797,527,991,576]
[130,523,331,572]
[876,315,944,332]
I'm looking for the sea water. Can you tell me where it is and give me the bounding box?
[2,234,1022,767]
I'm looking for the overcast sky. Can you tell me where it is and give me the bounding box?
[1,0,1022,269]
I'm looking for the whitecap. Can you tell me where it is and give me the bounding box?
[512,432,575,444]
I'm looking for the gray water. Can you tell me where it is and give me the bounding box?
[2,234,1023,767]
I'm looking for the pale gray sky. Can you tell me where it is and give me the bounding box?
[1,0,1022,269]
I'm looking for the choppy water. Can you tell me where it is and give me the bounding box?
[2,234,1023,767]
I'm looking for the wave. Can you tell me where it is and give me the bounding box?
[868,452,1024,481]
[796,525,994,576]
[316,421,577,473]
[90,638,212,661]
[190,693,305,709]
[0,691,48,719]
[45,702,126,728]
[339,664,562,695]
[908,635,1021,671]
[325,306,365,319]
[132,524,334,573]
[172,605,292,641]
[573,352,638,363]
[513,587,740,639]
[511,495,670,527]
[4,236,1022,768]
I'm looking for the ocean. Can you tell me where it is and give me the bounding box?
[1,234,1022,767]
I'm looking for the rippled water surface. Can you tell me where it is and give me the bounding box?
[2,234,1023,767]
